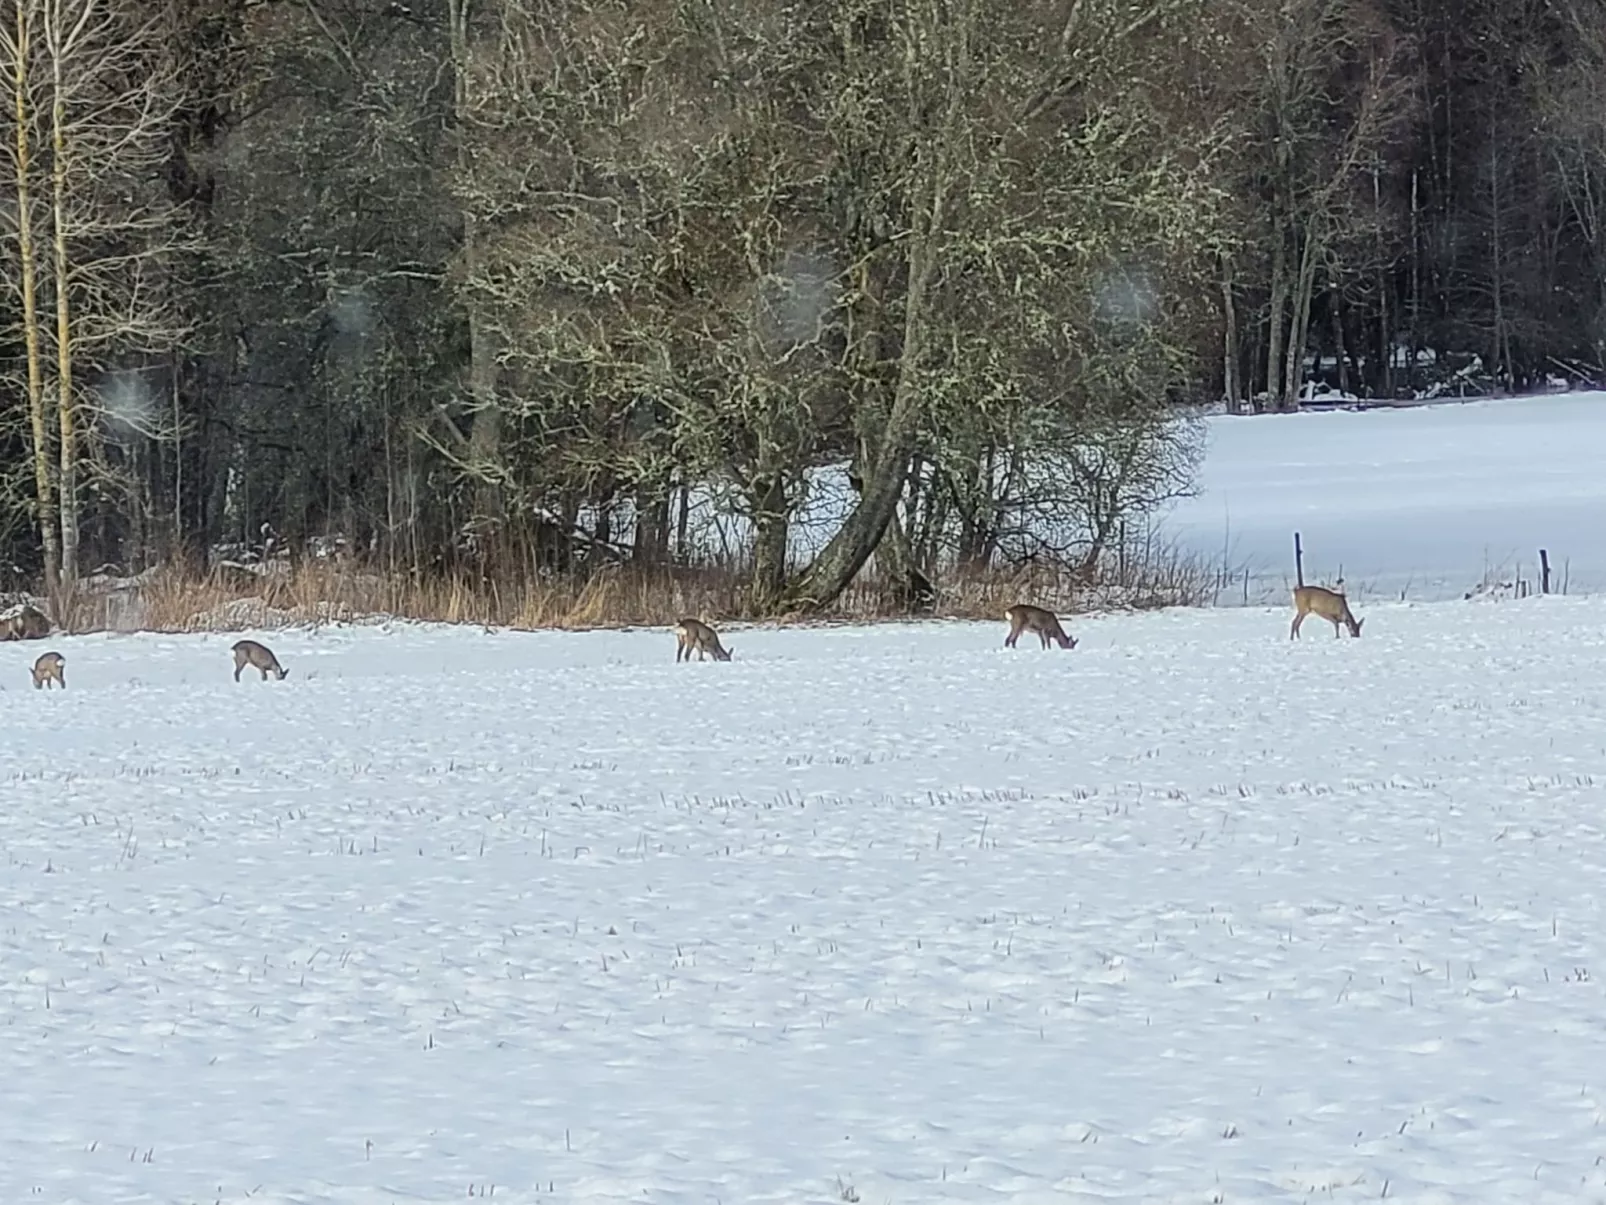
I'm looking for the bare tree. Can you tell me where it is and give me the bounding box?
[1,0,58,590]
[1533,10,1606,368]
[0,0,189,593]
[1229,0,1414,410]
[780,0,1226,610]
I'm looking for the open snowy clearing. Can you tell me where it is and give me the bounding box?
[5,601,1606,1203]
[1165,392,1606,604]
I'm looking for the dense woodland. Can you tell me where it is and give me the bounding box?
[2,0,1604,616]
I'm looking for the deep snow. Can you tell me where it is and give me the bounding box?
[5,600,1606,1203]
[1165,392,1606,604]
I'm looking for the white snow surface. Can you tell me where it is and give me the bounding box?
[6,605,1606,1204]
[1164,392,1606,603]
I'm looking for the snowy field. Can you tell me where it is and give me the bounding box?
[1165,392,1606,604]
[6,601,1606,1203]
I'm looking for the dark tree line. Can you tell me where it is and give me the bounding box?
[1,0,1602,613]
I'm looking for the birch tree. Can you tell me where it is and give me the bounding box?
[0,0,188,592]
[1,0,58,590]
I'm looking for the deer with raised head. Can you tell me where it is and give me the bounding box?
[674,618,732,662]
[1290,585,1364,639]
[1004,603,1078,650]
[232,639,289,680]
[31,651,64,690]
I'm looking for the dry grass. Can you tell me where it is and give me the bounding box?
[46,542,1222,636]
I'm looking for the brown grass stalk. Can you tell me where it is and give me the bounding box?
[40,540,1220,636]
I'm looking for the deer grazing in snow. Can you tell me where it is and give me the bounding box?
[1003,603,1078,650]
[1290,585,1364,639]
[674,618,732,662]
[31,651,64,690]
[232,639,289,680]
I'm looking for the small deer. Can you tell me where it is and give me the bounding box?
[1290,585,1364,639]
[1,604,50,641]
[1004,603,1078,650]
[674,618,732,662]
[31,651,64,690]
[232,639,289,681]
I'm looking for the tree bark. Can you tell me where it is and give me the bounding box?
[777,0,972,613]
[778,254,934,610]
[1221,255,1242,413]
[748,474,790,611]
[448,0,503,537]
[49,9,76,588]
[1282,224,1322,409]
[1266,216,1290,411]
[1329,284,1348,396]
[8,0,60,594]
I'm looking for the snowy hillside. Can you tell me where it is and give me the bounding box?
[1165,392,1606,604]
[5,604,1606,1203]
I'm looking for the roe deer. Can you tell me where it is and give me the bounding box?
[674,618,732,662]
[1290,585,1364,639]
[1004,603,1078,650]
[31,651,64,690]
[1,604,50,641]
[233,639,289,680]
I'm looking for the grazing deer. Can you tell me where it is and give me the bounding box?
[674,618,732,662]
[31,651,64,690]
[1,604,50,641]
[1290,585,1364,639]
[1004,603,1078,650]
[232,639,289,681]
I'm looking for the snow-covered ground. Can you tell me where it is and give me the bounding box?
[1165,392,1606,604]
[6,602,1606,1203]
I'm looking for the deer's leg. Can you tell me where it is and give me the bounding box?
[1290,612,1304,640]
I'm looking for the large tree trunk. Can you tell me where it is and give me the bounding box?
[778,330,928,611]
[1221,255,1242,414]
[1329,284,1349,396]
[464,224,503,530]
[776,0,973,613]
[9,0,60,594]
[748,474,790,611]
[780,164,949,609]
[449,0,503,540]
[633,487,671,565]
[50,24,77,589]
[1266,215,1290,412]
[1282,226,1322,410]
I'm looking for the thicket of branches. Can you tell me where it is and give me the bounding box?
[0,0,1601,616]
